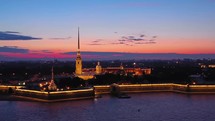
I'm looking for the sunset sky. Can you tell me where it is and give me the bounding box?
[0,0,215,60]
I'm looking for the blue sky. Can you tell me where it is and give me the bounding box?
[1,0,215,38]
[0,0,215,60]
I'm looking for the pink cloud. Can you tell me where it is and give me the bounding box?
[0,52,109,60]
[0,52,73,59]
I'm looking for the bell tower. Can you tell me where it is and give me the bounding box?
[96,62,102,74]
[75,27,82,75]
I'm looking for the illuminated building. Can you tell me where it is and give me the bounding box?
[209,65,215,68]
[75,28,151,80]
[75,27,82,75]
[100,66,151,76]
[75,28,94,80]
[96,62,102,74]
[82,64,151,76]
[200,64,215,68]
[48,66,57,91]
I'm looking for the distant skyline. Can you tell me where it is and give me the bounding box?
[0,0,215,60]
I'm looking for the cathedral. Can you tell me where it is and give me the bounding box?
[75,28,151,80]
[75,28,94,80]
[75,27,82,75]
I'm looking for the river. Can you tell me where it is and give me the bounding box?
[1,92,215,121]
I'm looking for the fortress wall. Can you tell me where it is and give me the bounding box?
[94,84,215,94]
[15,88,94,101]
[94,85,111,94]
[0,85,23,94]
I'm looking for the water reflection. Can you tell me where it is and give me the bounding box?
[1,93,215,121]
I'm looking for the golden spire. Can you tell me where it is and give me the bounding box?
[78,27,80,50]
[75,27,82,75]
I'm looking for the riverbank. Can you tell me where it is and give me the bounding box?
[0,86,95,102]
[14,88,95,102]
[1,83,215,102]
[94,84,215,95]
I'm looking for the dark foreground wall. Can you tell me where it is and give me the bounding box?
[94,84,215,94]
[15,88,94,101]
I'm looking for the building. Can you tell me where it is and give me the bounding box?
[75,28,94,80]
[75,27,82,75]
[48,66,57,91]
[96,62,102,74]
[75,28,151,80]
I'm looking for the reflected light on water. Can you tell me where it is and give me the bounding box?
[1,93,215,121]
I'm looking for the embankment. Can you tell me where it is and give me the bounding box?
[94,84,215,95]
[14,88,95,102]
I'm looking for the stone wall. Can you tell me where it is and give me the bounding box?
[94,84,215,94]
[15,88,95,101]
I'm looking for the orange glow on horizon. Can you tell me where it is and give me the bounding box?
[0,37,215,54]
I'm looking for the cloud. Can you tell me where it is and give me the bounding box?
[30,50,54,54]
[63,51,215,60]
[88,39,106,45]
[115,34,157,46]
[41,50,53,53]
[0,31,42,40]
[118,39,126,42]
[121,35,145,42]
[92,39,103,43]
[88,33,157,46]
[111,42,133,46]
[111,42,126,45]
[88,43,105,45]
[4,31,20,34]
[50,37,72,40]
[0,51,215,61]
[0,46,29,53]
[140,34,145,37]
[149,39,155,41]
[135,41,156,44]
[133,38,144,41]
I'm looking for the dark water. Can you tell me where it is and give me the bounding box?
[1,93,215,121]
